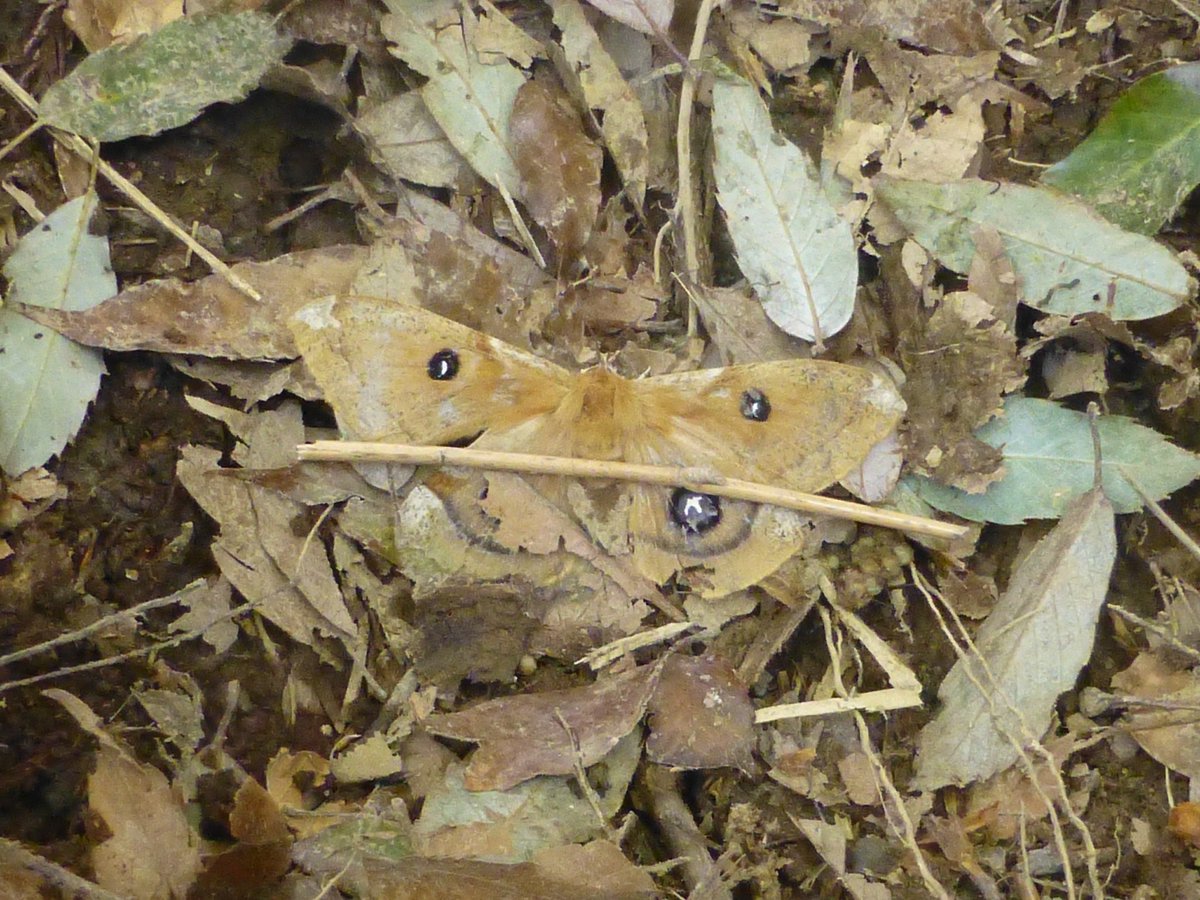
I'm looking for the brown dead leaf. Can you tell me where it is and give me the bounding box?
[690,284,810,365]
[88,743,201,898]
[302,842,655,899]
[265,750,351,839]
[893,251,1026,491]
[425,664,660,791]
[511,78,603,266]
[378,192,571,357]
[1111,652,1200,781]
[785,0,997,55]
[411,583,541,688]
[177,445,356,646]
[14,245,367,359]
[65,0,183,51]
[356,91,478,190]
[645,654,755,771]
[964,732,1078,841]
[1169,803,1200,848]
[550,0,650,208]
[582,0,672,35]
[724,5,816,75]
[44,689,201,899]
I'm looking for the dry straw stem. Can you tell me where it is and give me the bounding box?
[0,67,261,301]
[297,440,967,541]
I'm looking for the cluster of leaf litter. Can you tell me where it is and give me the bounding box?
[6,0,1200,897]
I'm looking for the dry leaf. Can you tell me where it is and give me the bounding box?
[550,0,650,208]
[45,689,201,899]
[645,654,755,771]
[1111,652,1200,781]
[914,487,1116,789]
[14,245,367,359]
[425,665,659,791]
[510,78,603,264]
[892,243,1026,492]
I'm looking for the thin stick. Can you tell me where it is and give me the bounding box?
[297,440,966,541]
[0,67,261,301]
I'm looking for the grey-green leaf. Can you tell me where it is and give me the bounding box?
[876,177,1193,320]
[914,488,1115,789]
[382,0,525,196]
[39,12,290,142]
[1041,63,1200,235]
[1,193,113,474]
[910,397,1200,523]
[712,77,857,346]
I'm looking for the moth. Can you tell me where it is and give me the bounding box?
[290,296,905,595]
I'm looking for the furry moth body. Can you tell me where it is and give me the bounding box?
[290,296,906,594]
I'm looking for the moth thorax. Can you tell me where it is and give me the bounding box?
[669,488,721,535]
[566,369,635,459]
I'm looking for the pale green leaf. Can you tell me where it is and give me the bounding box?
[876,177,1193,320]
[38,12,290,142]
[712,78,857,347]
[910,397,1200,523]
[1042,63,1200,235]
[914,488,1115,788]
[1,193,113,475]
[382,0,525,195]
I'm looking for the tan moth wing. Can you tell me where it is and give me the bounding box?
[616,364,905,590]
[289,296,573,445]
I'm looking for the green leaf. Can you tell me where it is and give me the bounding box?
[909,397,1200,523]
[1041,63,1200,235]
[712,78,857,347]
[39,12,290,142]
[877,177,1192,320]
[1,193,113,475]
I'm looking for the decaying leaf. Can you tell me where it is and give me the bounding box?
[40,11,290,141]
[510,78,603,264]
[176,445,357,647]
[13,244,367,359]
[645,654,756,771]
[382,0,525,195]
[582,0,672,35]
[355,91,478,190]
[896,280,1027,492]
[914,487,1115,789]
[414,750,636,862]
[46,689,201,898]
[550,0,650,208]
[1111,652,1200,781]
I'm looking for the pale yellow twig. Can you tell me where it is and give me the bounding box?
[297,439,966,541]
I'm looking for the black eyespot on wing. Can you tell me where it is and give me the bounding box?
[669,488,722,535]
[427,349,460,381]
[740,388,770,422]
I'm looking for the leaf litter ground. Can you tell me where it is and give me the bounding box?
[4,1,1200,897]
